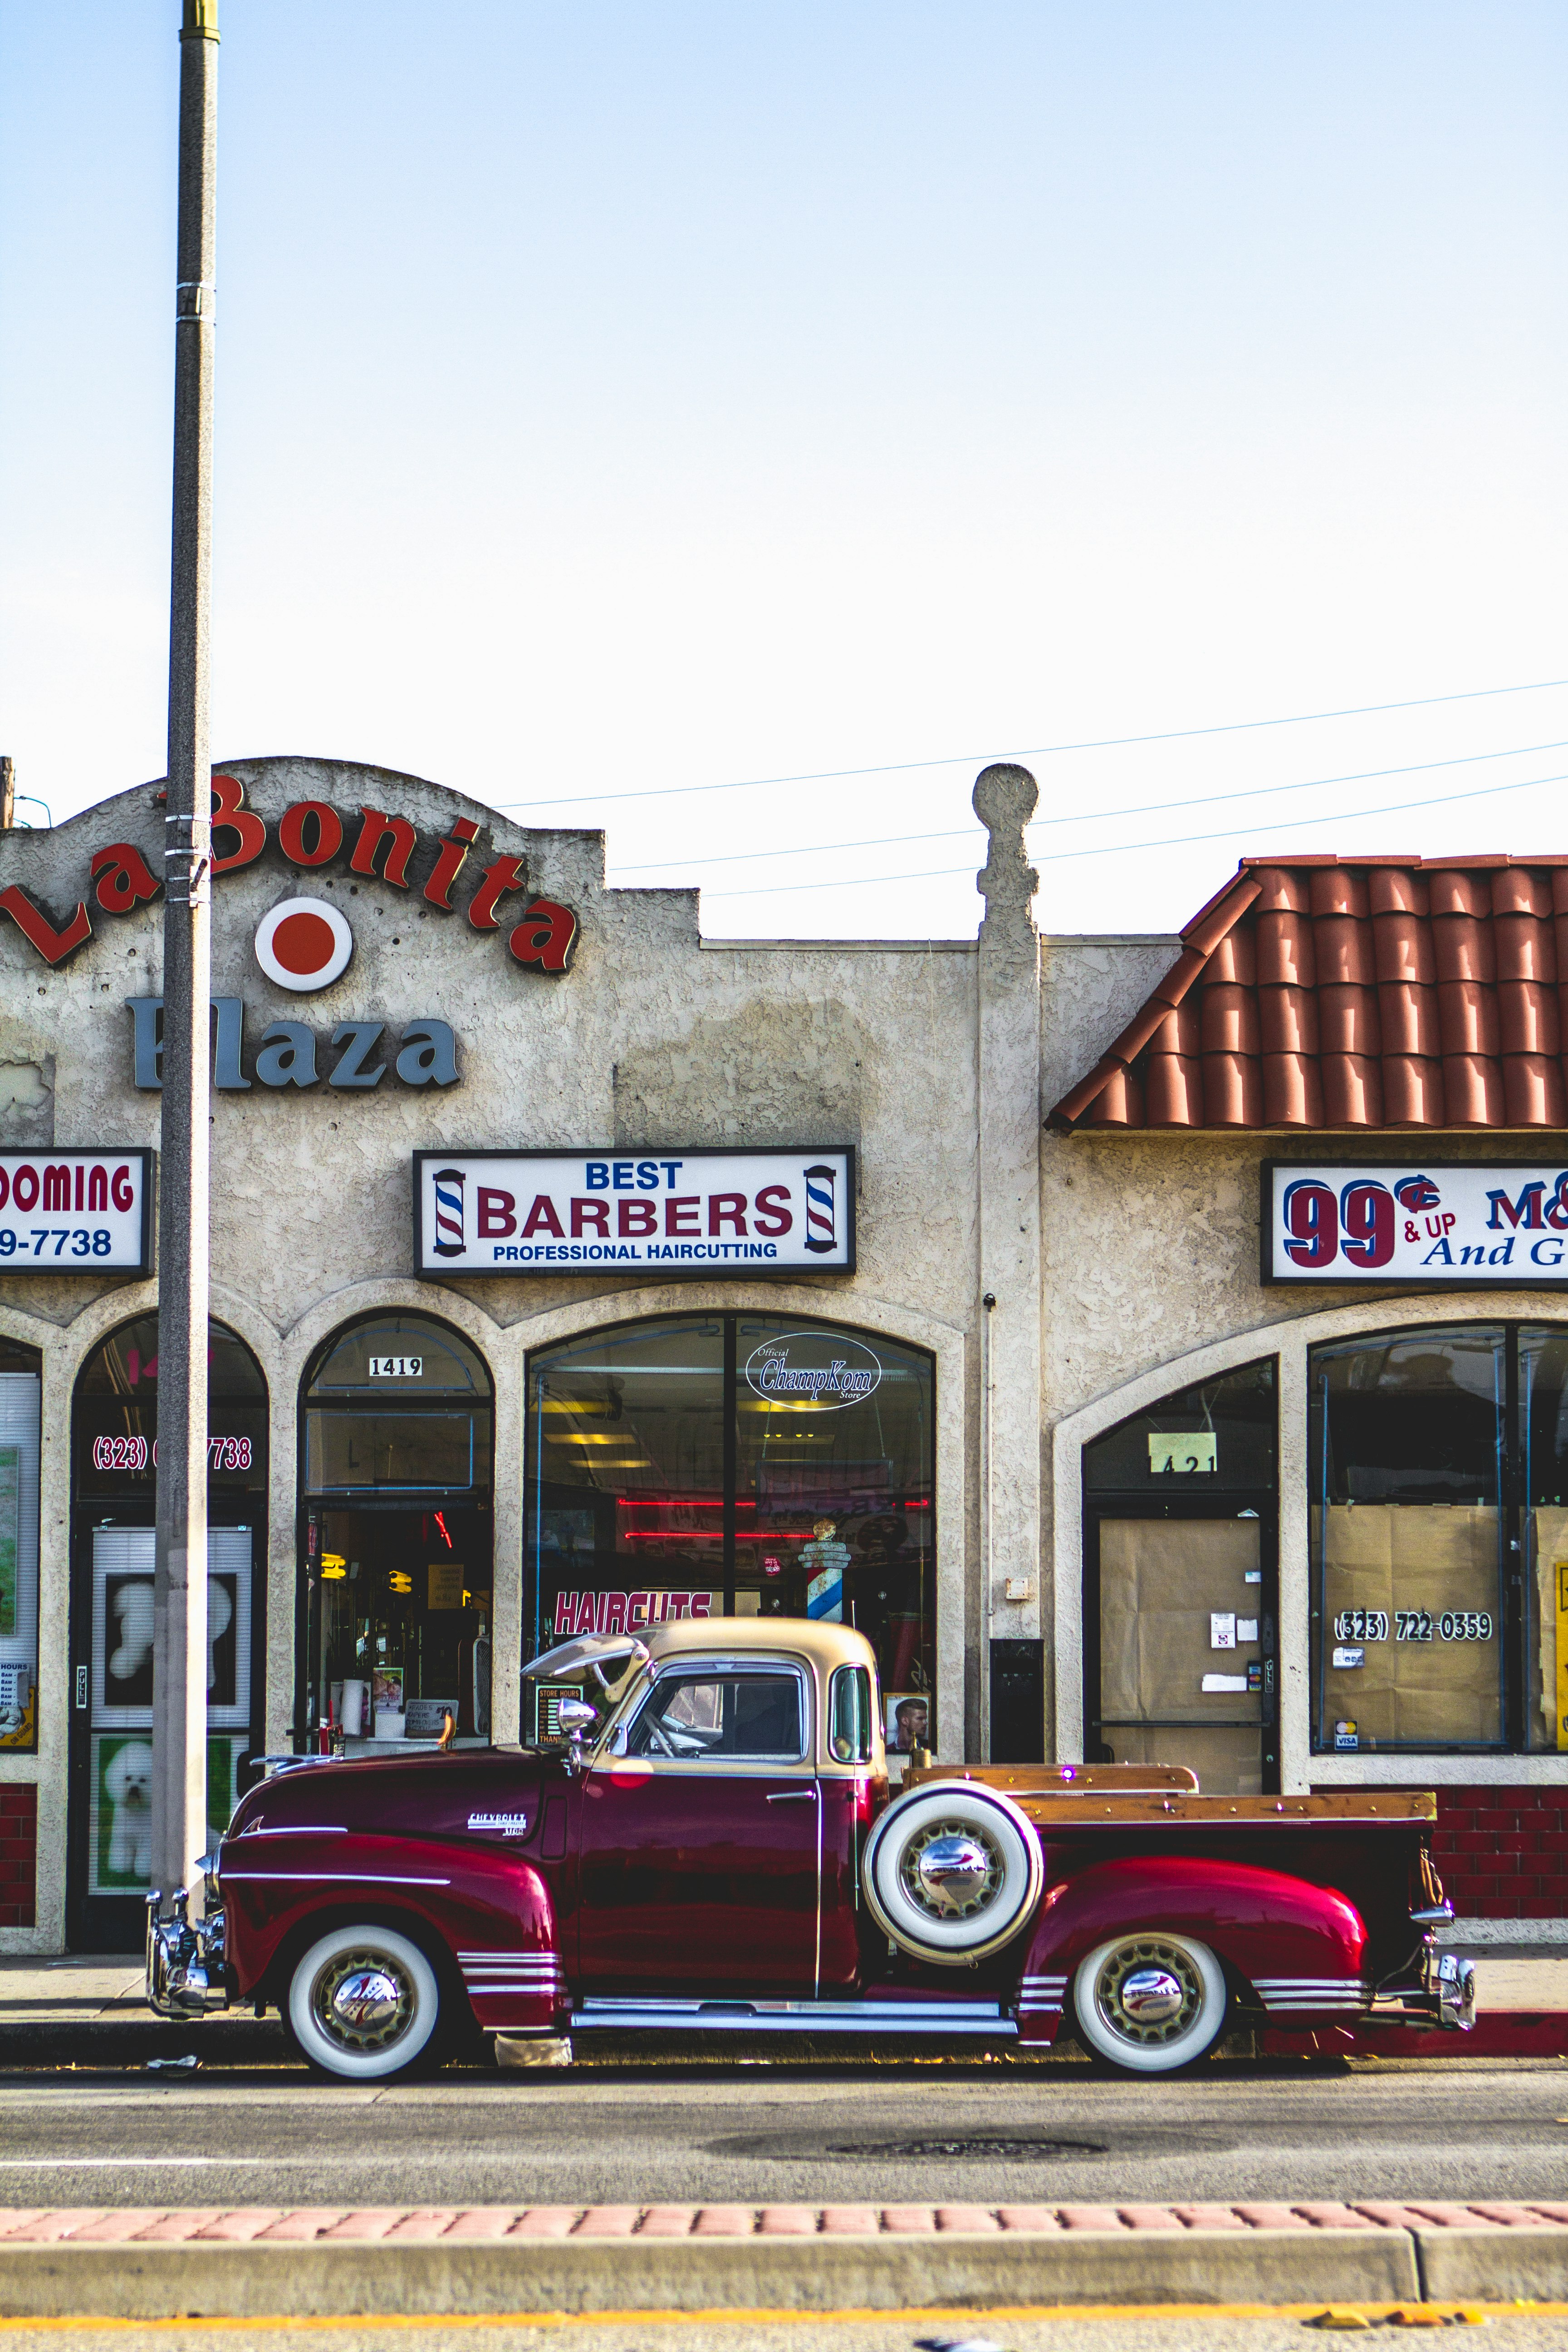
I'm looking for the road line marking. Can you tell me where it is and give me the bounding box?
[0,2307,1564,2334]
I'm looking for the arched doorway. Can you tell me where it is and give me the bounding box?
[1082,1357,1279,1797]
[523,1311,936,1751]
[68,1315,268,1950]
[299,1313,493,1750]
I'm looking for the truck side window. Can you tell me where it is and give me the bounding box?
[829,1665,873,1763]
[628,1669,805,1762]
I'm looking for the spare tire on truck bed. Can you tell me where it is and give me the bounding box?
[862,1781,1044,1964]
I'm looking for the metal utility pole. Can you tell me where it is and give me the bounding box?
[151,0,219,1918]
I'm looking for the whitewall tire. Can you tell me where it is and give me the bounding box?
[286,1924,444,2082]
[1071,1931,1228,2074]
[862,1785,1044,1965]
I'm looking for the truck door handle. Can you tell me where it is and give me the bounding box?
[766,1789,817,1803]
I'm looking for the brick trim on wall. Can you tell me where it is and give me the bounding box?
[0,1785,36,1931]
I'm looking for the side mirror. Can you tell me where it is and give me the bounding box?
[555,1696,598,1761]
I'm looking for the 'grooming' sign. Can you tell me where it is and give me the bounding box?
[414,1149,855,1277]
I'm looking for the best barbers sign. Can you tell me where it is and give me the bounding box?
[414,1149,855,1276]
[1264,1161,1568,1287]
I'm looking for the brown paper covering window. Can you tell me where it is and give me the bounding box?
[1319,1503,1501,1747]
[1099,1519,1262,1796]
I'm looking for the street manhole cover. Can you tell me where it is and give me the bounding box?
[827,2137,1108,2160]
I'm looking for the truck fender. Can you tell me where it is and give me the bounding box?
[220,1830,568,2032]
[1014,1854,1367,2041]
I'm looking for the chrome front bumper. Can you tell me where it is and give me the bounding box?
[1365,1945,1477,2031]
[146,1889,230,2018]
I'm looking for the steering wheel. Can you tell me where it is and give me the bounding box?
[645,1722,676,1758]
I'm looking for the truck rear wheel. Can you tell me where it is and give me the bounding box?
[1071,1931,1227,2074]
[862,1784,1043,1964]
[284,1923,445,2082]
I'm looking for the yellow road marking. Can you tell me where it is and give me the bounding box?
[0,2306,1563,2332]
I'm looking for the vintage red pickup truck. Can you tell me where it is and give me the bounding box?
[147,1617,1475,2081]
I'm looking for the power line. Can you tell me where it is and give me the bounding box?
[609,736,1568,877]
[492,674,1568,813]
[694,763,1568,900]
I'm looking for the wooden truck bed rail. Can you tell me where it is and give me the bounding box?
[899,1764,1435,1829]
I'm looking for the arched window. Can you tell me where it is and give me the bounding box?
[299,1314,494,1749]
[69,1316,266,1947]
[524,1313,935,1749]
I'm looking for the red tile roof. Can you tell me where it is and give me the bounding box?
[1048,856,1568,1132]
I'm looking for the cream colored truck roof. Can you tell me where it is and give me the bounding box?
[602,1615,886,1778]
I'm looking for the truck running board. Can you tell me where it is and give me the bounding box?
[570,1997,1018,2037]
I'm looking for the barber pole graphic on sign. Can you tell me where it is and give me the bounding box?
[803,1163,838,1254]
[431,1167,466,1259]
[413,1148,855,1276]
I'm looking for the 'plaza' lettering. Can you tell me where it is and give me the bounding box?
[127,999,459,1093]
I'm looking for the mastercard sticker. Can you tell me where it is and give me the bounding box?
[254,897,353,992]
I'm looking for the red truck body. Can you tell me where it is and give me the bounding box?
[149,1619,1472,2079]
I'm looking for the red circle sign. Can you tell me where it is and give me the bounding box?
[254,897,353,992]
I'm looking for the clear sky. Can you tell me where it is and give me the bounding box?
[2,2,1564,938]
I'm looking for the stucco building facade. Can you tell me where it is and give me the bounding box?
[0,754,1559,1949]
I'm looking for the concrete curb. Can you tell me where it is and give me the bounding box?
[0,2230,1422,2319]
[1415,2227,1568,2303]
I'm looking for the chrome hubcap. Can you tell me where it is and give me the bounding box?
[313,1949,416,2053]
[902,1821,1002,1920]
[1095,1939,1201,2046]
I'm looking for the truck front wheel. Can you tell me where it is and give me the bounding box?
[1071,1931,1227,2074]
[284,1923,445,2082]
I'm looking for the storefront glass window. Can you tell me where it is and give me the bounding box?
[1310,1327,1506,1754]
[301,1315,494,1749]
[0,1341,41,1753]
[1519,1328,1568,1754]
[523,1313,935,1745]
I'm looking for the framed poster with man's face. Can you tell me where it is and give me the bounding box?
[886,1690,931,1754]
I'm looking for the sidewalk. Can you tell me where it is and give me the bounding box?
[0,2201,1563,2317]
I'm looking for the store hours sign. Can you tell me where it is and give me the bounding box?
[414,1149,855,1276]
[1264,1161,1568,1287]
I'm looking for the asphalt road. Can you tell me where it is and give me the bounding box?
[0,2037,1562,2210]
